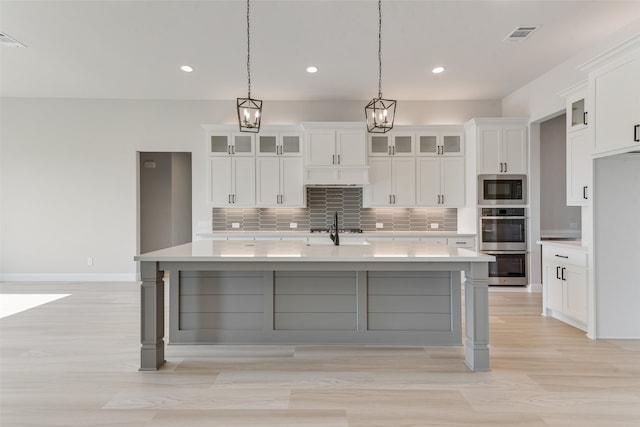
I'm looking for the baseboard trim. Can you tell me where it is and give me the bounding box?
[0,273,137,282]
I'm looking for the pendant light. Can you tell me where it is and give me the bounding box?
[365,0,396,133]
[237,0,262,133]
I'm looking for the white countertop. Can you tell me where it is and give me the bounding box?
[197,231,476,239]
[136,239,493,263]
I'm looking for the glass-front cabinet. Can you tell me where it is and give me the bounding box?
[257,133,302,156]
[417,128,464,156]
[209,133,255,156]
[368,133,414,156]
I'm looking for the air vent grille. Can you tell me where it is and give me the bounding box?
[0,33,27,48]
[504,26,539,42]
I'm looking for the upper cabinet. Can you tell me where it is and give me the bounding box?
[580,35,640,157]
[209,133,255,156]
[559,81,591,207]
[368,132,415,156]
[416,127,464,157]
[257,133,302,157]
[304,124,367,166]
[470,119,528,175]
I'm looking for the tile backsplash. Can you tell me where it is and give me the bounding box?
[212,188,457,232]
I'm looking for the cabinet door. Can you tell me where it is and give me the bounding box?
[231,157,255,206]
[477,128,502,174]
[306,130,335,166]
[566,130,591,206]
[280,157,304,206]
[417,133,439,156]
[502,128,527,174]
[209,157,232,205]
[210,134,231,155]
[336,129,366,166]
[367,158,393,206]
[392,134,414,156]
[544,263,564,312]
[257,134,278,156]
[442,132,464,156]
[416,157,441,206]
[232,134,254,156]
[391,157,416,206]
[565,265,587,324]
[369,134,391,156]
[593,54,640,155]
[256,157,280,206]
[281,134,302,156]
[441,157,465,206]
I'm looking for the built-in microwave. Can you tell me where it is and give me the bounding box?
[478,175,527,205]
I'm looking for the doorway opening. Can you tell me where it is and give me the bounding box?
[137,152,192,256]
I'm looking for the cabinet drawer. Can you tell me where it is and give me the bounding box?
[543,247,587,267]
[447,238,475,249]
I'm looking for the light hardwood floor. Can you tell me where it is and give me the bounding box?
[1,282,639,426]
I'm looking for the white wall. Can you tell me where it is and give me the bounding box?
[0,98,500,280]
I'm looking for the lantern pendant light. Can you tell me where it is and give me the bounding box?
[365,0,396,133]
[237,0,262,133]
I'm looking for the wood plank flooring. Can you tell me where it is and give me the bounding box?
[1,282,639,426]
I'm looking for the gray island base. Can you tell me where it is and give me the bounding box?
[135,240,493,372]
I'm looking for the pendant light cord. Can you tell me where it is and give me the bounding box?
[378,0,382,99]
[246,0,251,98]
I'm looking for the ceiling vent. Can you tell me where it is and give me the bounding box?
[504,26,539,42]
[0,33,27,48]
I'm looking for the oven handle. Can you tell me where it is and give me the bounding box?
[480,216,527,220]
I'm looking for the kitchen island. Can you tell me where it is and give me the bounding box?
[134,239,494,371]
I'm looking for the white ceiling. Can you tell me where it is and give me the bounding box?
[2,0,640,101]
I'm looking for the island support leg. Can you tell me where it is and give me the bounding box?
[464,262,490,371]
[139,261,166,371]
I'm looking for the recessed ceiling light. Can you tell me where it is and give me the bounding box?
[306,66,318,73]
[432,66,445,74]
[181,65,194,73]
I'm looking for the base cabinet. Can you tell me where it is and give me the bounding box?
[541,244,588,330]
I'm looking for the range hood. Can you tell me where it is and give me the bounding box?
[304,166,369,186]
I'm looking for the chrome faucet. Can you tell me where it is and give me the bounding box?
[329,211,340,246]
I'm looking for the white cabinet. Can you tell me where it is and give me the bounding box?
[416,157,465,207]
[559,82,592,206]
[305,127,367,166]
[566,129,591,206]
[472,119,528,175]
[209,133,255,156]
[256,157,304,207]
[368,132,415,156]
[416,129,464,156]
[582,37,640,156]
[541,244,588,330]
[257,133,302,156]
[209,157,255,207]
[365,157,415,206]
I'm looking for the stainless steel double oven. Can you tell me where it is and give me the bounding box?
[479,207,528,286]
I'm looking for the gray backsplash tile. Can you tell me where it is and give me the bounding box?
[212,188,457,232]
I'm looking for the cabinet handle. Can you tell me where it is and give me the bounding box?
[504,162,508,173]
[392,146,396,155]
[556,266,561,280]
[233,194,236,203]
[337,154,341,164]
[332,154,336,164]
[227,145,231,155]
[232,146,235,155]
[555,254,569,259]
[561,267,566,281]
[393,195,396,204]
[583,112,588,126]
[388,146,391,155]
[635,124,640,142]
[441,194,445,204]
[583,186,588,200]
[228,194,231,204]
[389,195,392,204]
[499,162,503,173]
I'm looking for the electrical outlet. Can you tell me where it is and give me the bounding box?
[231,222,240,229]
[376,222,384,229]
[430,223,439,229]
[290,222,297,229]
[570,222,578,229]
[87,257,94,266]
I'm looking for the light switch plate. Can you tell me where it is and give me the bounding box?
[376,223,384,229]
[231,222,240,229]
[290,222,297,229]
[430,223,439,229]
